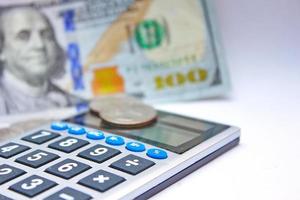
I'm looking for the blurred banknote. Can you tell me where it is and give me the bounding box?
[0,0,229,117]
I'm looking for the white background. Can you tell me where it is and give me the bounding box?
[153,0,300,199]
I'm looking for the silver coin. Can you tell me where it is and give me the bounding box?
[100,103,157,128]
[89,94,142,117]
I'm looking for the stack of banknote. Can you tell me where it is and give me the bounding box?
[0,0,229,121]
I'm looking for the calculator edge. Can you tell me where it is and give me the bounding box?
[113,126,240,200]
[0,123,240,200]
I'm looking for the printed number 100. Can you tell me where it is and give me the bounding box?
[155,68,207,90]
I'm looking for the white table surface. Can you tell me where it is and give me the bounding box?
[151,0,300,199]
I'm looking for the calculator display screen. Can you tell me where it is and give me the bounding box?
[122,124,200,147]
[66,111,229,154]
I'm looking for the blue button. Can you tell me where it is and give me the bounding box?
[105,136,125,146]
[126,142,146,152]
[51,122,68,131]
[86,131,105,140]
[147,149,168,159]
[68,126,86,135]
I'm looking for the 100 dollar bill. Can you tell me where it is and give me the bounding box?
[0,0,229,116]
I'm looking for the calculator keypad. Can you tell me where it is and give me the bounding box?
[78,170,125,192]
[0,142,30,159]
[78,144,121,163]
[44,187,92,200]
[0,164,26,185]
[110,154,155,175]
[16,150,60,168]
[22,130,60,144]
[9,175,57,197]
[48,137,89,153]
[0,123,170,199]
[45,159,91,179]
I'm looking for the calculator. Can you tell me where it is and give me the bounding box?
[0,111,240,200]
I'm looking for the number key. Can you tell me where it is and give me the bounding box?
[9,175,57,197]
[45,159,91,179]
[22,130,60,144]
[44,187,92,200]
[78,144,120,163]
[16,150,59,168]
[0,164,26,185]
[0,142,30,159]
[48,137,89,153]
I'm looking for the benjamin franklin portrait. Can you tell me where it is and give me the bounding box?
[0,6,78,115]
